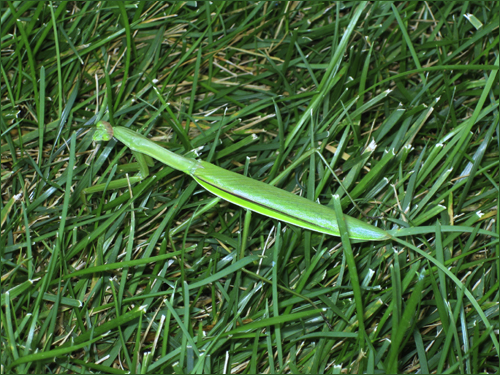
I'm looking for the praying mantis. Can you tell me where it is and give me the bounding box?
[88,121,390,242]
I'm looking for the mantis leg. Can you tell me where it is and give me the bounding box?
[80,150,154,206]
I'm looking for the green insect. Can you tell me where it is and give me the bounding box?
[90,121,389,242]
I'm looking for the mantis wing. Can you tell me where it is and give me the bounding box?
[193,161,389,241]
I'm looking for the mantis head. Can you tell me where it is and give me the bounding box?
[93,121,113,141]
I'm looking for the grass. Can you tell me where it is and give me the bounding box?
[1,1,499,374]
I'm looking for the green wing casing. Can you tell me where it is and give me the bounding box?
[193,161,390,241]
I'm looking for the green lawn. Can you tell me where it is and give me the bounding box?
[1,1,499,374]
